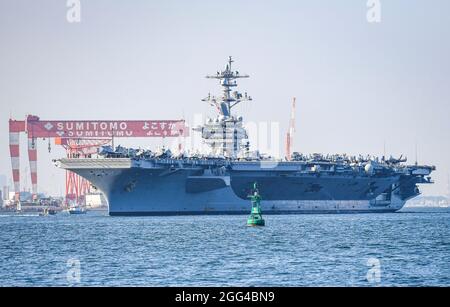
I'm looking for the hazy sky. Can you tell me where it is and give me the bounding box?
[0,0,449,197]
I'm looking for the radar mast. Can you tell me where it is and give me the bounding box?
[202,56,252,117]
[194,57,251,158]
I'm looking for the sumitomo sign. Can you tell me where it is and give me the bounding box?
[26,120,188,138]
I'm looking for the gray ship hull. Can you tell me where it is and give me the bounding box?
[57,158,414,216]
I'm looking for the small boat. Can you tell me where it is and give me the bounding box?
[39,208,57,216]
[39,208,48,216]
[48,209,57,215]
[69,206,87,215]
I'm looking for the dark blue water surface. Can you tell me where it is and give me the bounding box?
[0,207,449,286]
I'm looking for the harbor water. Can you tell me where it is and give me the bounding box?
[0,207,449,286]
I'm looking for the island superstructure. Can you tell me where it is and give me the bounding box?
[193,56,250,158]
[56,57,435,215]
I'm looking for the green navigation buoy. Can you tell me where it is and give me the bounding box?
[247,182,265,227]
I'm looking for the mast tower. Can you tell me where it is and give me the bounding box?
[195,57,252,157]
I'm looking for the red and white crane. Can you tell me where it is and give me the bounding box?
[9,115,187,203]
[285,97,296,161]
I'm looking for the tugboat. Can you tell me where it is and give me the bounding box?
[68,205,87,215]
[39,208,49,216]
[40,207,57,216]
[48,209,57,215]
[247,183,265,227]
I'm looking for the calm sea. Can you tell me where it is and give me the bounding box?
[0,207,449,286]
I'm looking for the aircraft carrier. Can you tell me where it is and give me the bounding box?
[55,57,435,215]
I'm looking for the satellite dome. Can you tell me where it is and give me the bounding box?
[364,163,374,174]
[311,165,321,172]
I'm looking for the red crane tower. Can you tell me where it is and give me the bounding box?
[59,138,112,205]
